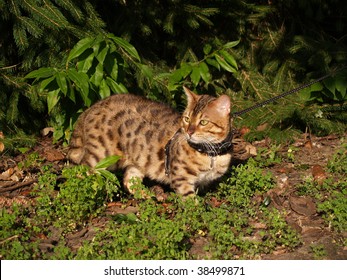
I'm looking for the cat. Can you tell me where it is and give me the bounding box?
[68,87,251,197]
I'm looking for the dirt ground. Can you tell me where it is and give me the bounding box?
[0,132,346,259]
[259,133,347,259]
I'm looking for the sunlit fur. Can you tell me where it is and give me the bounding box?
[68,87,235,197]
[181,88,231,145]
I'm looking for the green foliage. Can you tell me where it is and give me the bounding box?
[75,159,299,260]
[223,0,347,138]
[24,33,240,142]
[299,176,347,236]
[77,199,192,259]
[168,39,239,91]
[318,145,347,234]
[1,0,105,69]
[253,145,282,167]
[218,158,274,207]
[94,155,122,180]
[1,158,301,260]
[6,144,342,259]
[327,143,347,174]
[310,244,327,260]
[0,131,37,155]
[0,0,106,138]
[25,34,141,141]
[0,203,74,260]
[34,164,120,230]
[0,205,39,259]
[317,181,347,233]
[296,144,347,237]
[1,0,347,260]
[1,0,347,147]
[17,151,44,170]
[300,69,347,103]
[0,157,121,259]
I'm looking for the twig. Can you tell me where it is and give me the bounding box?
[241,70,262,99]
[0,179,38,193]
[0,181,16,188]
[0,63,21,70]
[0,235,19,245]
[68,228,88,239]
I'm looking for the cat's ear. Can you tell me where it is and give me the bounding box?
[183,86,199,105]
[212,95,231,116]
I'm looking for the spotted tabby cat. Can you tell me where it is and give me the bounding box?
[68,87,249,197]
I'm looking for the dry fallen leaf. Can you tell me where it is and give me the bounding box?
[249,221,267,229]
[0,168,14,180]
[150,185,168,202]
[256,123,268,131]
[245,143,257,156]
[107,201,124,208]
[209,196,223,207]
[240,126,250,136]
[277,167,288,173]
[312,165,326,184]
[303,132,313,149]
[0,131,4,152]
[0,196,31,207]
[276,174,289,190]
[272,248,288,256]
[304,139,313,149]
[289,195,316,216]
[9,174,20,182]
[41,127,54,137]
[36,233,48,240]
[42,148,65,162]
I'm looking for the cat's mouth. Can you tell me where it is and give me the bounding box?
[185,133,219,144]
[187,138,222,148]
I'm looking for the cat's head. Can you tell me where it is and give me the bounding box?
[181,87,231,144]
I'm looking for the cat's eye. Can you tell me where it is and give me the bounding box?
[199,120,209,126]
[183,116,190,123]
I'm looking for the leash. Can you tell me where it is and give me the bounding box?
[231,66,346,117]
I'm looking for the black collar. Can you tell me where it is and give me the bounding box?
[187,128,235,157]
[164,128,235,176]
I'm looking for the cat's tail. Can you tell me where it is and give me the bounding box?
[231,130,257,161]
[67,112,87,164]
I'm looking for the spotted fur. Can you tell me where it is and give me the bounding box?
[68,87,244,197]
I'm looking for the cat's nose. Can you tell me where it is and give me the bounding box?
[187,125,196,136]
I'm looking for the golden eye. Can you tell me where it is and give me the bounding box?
[199,119,209,126]
[183,116,190,123]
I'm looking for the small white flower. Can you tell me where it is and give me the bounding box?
[315,110,323,118]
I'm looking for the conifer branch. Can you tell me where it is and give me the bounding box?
[23,0,61,28]
[1,74,22,88]
[0,63,21,70]
[240,70,262,99]
[9,0,21,17]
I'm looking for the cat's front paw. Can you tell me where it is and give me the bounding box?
[150,185,168,202]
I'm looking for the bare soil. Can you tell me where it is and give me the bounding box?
[1,133,346,259]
